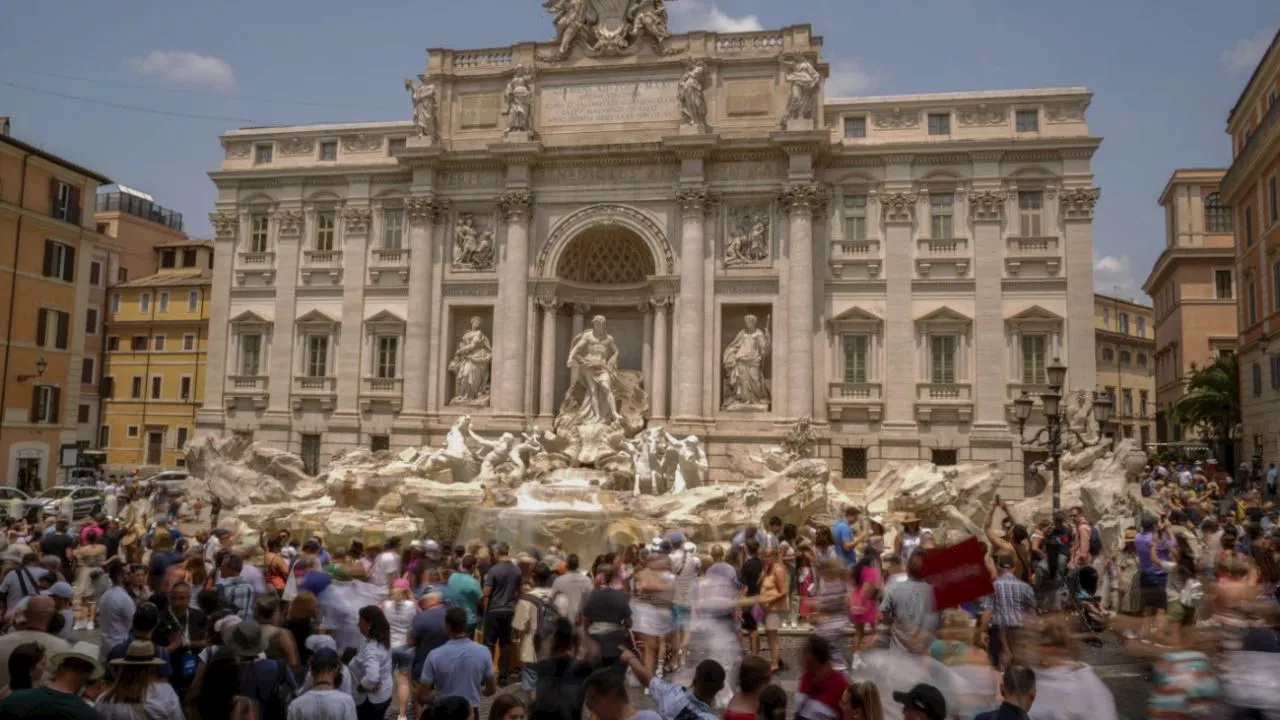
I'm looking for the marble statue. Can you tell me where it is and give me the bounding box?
[453,214,495,270]
[722,314,772,410]
[448,317,492,406]
[564,315,622,427]
[665,430,708,493]
[404,76,438,142]
[724,207,769,266]
[780,53,820,125]
[541,0,680,59]
[678,58,709,133]
[504,65,536,136]
[627,0,673,48]
[544,0,591,58]
[622,427,669,495]
[415,415,483,482]
[781,416,816,460]
[472,431,527,482]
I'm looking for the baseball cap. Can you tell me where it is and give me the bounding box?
[424,539,440,552]
[43,581,74,600]
[893,684,947,720]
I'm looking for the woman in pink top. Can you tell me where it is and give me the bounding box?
[847,549,881,669]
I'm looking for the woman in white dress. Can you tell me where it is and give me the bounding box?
[630,548,674,680]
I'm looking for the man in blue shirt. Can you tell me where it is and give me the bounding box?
[832,506,860,567]
[419,606,496,714]
[1133,515,1169,639]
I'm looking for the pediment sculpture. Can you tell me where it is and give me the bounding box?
[541,0,683,60]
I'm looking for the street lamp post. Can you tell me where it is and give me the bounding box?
[1012,358,1114,514]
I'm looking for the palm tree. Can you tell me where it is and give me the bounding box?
[1168,353,1240,462]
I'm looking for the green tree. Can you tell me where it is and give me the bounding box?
[1168,353,1240,461]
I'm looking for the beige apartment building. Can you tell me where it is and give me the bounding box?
[1143,169,1237,444]
[1094,293,1155,447]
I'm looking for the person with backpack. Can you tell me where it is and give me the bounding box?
[224,619,299,720]
[512,562,569,693]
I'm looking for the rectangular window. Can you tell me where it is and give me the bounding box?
[89,261,102,286]
[315,212,336,251]
[101,376,113,399]
[1102,347,1114,362]
[110,293,120,314]
[320,141,338,161]
[1137,352,1148,367]
[255,144,273,164]
[1018,191,1043,236]
[86,307,98,335]
[240,334,262,375]
[300,434,322,476]
[50,180,77,223]
[118,267,128,283]
[927,113,950,135]
[383,209,405,250]
[930,335,956,384]
[929,193,954,238]
[1254,362,1262,395]
[1015,109,1039,132]
[1120,350,1132,364]
[180,376,192,400]
[376,336,399,379]
[150,376,162,400]
[1246,206,1254,246]
[1136,316,1146,338]
[1102,307,1109,329]
[182,249,197,268]
[160,249,176,268]
[371,435,391,452]
[131,335,147,351]
[841,448,868,479]
[131,376,143,399]
[843,195,868,241]
[158,292,169,313]
[42,240,75,282]
[77,404,90,423]
[36,309,70,349]
[106,336,119,352]
[176,427,189,450]
[1216,269,1234,299]
[153,335,165,351]
[127,425,139,439]
[81,357,94,384]
[139,293,151,313]
[1140,390,1149,417]
[306,335,330,377]
[31,385,59,424]
[249,214,269,253]
[932,449,959,466]
[1021,335,1047,384]
[1272,355,1280,390]
[183,334,196,351]
[843,116,866,138]
[842,335,869,383]
[188,290,199,312]
[99,425,110,448]
[1118,312,1129,335]
[1271,176,1278,224]
[1249,279,1258,325]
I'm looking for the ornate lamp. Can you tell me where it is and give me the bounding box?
[1046,357,1067,390]
[1013,392,1034,424]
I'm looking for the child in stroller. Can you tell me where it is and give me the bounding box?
[1067,565,1111,641]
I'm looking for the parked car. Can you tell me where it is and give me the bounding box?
[24,486,103,522]
[67,468,99,486]
[145,471,190,497]
[0,487,29,518]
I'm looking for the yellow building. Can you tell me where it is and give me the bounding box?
[1094,293,1156,448]
[101,240,212,468]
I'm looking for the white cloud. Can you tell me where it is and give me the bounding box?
[1221,28,1277,74]
[668,0,763,33]
[127,50,236,92]
[826,58,881,97]
[1094,252,1141,300]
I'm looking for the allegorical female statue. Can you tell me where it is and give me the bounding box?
[678,58,709,133]
[504,65,535,135]
[404,76,438,142]
[722,314,771,410]
[448,316,492,406]
[780,53,820,124]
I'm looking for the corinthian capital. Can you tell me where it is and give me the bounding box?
[342,206,373,233]
[1059,187,1101,220]
[777,183,828,216]
[498,190,534,222]
[273,209,304,235]
[968,190,1008,222]
[405,196,447,225]
[879,192,918,224]
[676,186,715,216]
[209,211,239,238]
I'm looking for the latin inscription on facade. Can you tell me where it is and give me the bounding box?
[541,81,679,126]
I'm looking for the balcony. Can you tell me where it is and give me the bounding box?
[915,382,973,423]
[292,375,337,411]
[830,239,881,278]
[301,250,343,285]
[1222,98,1280,199]
[369,248,411,284]
[361,376,404,412]
[238,251,275,266]
[826,382,883,422]
[916,238,969,278]
[1005,236,1061,277]
[96,191,184,231]
[234,251,277,286]
[224,375,268,410]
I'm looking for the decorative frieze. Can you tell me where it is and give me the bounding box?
[1059,187,1101,220]
[342,207,373,233]
[278,137,316,156]
[533,164,679,186]
[498,190,534,223]
[209,212,239,237]
[273,210,305,235]
[676,186,715,216]
[439,168,504,189]
[707,160,788,182]
[873,108,920,130]
[957,104,1007,127]
[1045,102,1088,123]
[969,190,1007,222]
[714,278,779,295]
[341,135,384,153]
[222,141,251,159]
[442,281,499,297]
[880,192,918,223]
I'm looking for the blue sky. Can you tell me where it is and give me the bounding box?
[1,1,1276,302]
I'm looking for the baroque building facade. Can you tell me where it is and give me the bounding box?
[196,21,1100,492]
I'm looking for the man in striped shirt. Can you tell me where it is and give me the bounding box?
[977,553,1035,668]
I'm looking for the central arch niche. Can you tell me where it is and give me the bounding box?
[555,226,656,285]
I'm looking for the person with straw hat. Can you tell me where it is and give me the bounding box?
[96,640,183,719]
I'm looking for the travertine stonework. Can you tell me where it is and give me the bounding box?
[197,17,1100,494]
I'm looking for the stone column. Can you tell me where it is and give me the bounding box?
[537,297,561,418]
[401,197,442,416]
[572,304,589,337]
[881,190,918,429]
[970,190,1008,427]
[1062,188,1101,391]
[674,186,713,421]
[197,211,239,429]
[336,207,373,415]
[640,302,654,392]
[779,183,824,419]
[267,209,303,416]
[651,296,671,420]
[493,190,534,416]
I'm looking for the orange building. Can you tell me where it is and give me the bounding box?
[1143,169,1237,445]
[1225,30,1280,465]
[0,122,112,493]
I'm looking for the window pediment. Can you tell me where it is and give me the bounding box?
[1004,304,1063,329]
[296,309,341,328]
[365,309,406,334]
[915,306,972,328]
[229,309,272,326]
[828,305,883,333]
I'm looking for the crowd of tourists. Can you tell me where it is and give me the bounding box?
[0,460,1273,720]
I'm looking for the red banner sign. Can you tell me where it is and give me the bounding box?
[918,537,994,610]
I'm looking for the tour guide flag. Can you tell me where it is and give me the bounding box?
[918,537,994,609]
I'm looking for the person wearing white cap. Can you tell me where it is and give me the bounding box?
[43,581,75,641]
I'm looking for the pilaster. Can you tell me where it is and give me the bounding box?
[651,296,672,421]
[778,183,826,419]
[335,206,372,416]
[881,186,918,430]
[970,190,1008,429]
[197,211,239,430]
[267,209,302,417]
[674,186,713,421]
[492,189,534,416]
[401,197,445,418]
[1062,187,1101,392]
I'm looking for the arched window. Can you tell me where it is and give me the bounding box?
[1205,192,1232,233]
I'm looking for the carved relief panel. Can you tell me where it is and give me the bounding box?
[723,204,772,267]
[451,211,497,272]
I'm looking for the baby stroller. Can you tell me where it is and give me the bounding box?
[1065,565,1110,646]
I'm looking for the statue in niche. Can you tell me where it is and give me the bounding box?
[678,58,709,133]
[780,53,821,125]
[664,430,708,493]
[403,76,438,142]
[564,315,622,427]
[724,208,770,266]
[722,314,772,410]
[453,214,495,270]
[503,65,536,136]
[448,317,492,406]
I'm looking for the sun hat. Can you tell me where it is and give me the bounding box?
[50,641,105,680]
[109,640,165,667]
[224,619,268,657]
[392,578,412,591]
[213,615,242,636]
